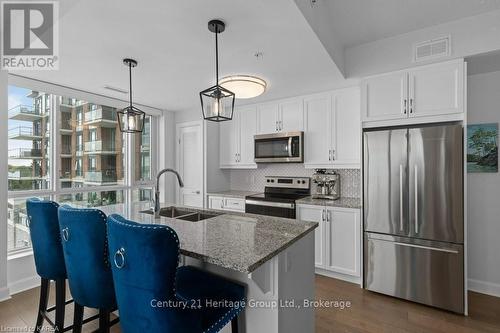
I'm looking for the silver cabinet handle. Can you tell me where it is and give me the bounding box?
[276,121,278,132]
[410,98,414,114]
[403,99,407,114]
[331,149,335,161]
[399,164,404,232]
[326,210,330,223]
[238,153,241,162]
[414,164,418,234]
[321,209,325,222]
[328,149,331,161]
[279,120,283,131]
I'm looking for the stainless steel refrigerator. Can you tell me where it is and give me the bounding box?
[363,123,464,314]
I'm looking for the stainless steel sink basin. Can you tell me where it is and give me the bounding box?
[140,206,194,218]
[177,212,221,222]
[140,206,222,221]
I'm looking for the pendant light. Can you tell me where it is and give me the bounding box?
[199,20,235,122]
[117,58,145,133]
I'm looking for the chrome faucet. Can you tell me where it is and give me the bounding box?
[154,168,184,218]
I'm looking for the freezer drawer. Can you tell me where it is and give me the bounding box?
[364,233,464,313]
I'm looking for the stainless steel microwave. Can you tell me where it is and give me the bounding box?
[254,131,304,163]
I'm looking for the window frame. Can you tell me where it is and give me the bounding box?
[6,75,161,255]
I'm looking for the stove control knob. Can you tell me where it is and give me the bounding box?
[267,179,270,183]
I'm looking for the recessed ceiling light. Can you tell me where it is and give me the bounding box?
[219,75,267,99]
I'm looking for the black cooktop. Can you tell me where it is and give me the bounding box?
[245,192,309,203]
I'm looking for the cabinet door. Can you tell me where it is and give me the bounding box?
[297,205,325,267]
[209,196,225,210]
[224,198,245,212]
[304,94,332,168]
[279,99,303,132]
[257,103,279,134]
[408,60,464,117]
[325,208,360,277]
[361,71,408,121]
[238,106,257,167]
[332,87,361,167]
[219,115,239,167]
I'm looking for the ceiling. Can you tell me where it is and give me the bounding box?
[318,0,500,48]
[11,0,343,112]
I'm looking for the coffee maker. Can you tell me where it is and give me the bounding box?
[311,169,340,200]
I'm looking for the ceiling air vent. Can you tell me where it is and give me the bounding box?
[414,36,450,62]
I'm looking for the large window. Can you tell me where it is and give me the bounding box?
[7,84,157,253]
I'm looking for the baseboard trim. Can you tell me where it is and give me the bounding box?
[0,286,10,302]
[315,268,361,285]
[468,279,500,298]
[8,275,40,296]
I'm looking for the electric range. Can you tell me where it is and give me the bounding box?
[245,176,310,219]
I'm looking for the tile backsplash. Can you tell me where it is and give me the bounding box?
[229,164,361,198]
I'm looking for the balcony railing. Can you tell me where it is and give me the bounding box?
[84,141,116,153]
[85,169,117,183]
[8,105,43,118]
[8,148,42,159]
[61,118,73,131]
[60,171,72,180]
[8,126,43,139]
[60,97,77,106]
[61,145,72,155]
[84,107,117,123]
[8,169,44,179]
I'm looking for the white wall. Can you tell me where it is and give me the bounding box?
[346,10,500,78]
[0,70,8,301]
[467,70,500,296]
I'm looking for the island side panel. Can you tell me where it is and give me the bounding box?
[182,231,315,333]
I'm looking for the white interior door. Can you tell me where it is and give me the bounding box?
[176,121,203,207]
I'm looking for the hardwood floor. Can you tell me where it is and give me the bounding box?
[1,276,499,332]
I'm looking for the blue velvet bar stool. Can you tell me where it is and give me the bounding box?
[26,198,71,333]
[58,205,118,333]
[107,214,246,333]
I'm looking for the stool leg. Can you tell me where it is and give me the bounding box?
[55,279,66,332]
[231,316,239,333]
[98,310,110,333]
[35,278,50,333]
[72,303,84,333]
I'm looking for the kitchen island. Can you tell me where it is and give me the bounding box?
[101,203,318,333]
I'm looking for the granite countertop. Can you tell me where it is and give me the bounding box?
[296,196,362,209]
[99,202,317,274]
[206,190,259,199]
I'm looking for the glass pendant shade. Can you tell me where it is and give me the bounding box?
[118,105,145,133]
[118,58,146,133]
[200,85,235,121]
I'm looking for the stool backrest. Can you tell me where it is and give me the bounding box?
[26,198,66,280]
[107,214,198,332]
[58,205,115,310]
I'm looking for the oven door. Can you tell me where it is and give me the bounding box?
[254,132,303,163]
[245,200,296,219]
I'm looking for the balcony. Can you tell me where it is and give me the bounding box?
[85,169,117,184]
[8,127,43,140]
[84,141,117,154]
[61,145,72,156]
[8,105,46,121]
[8,148,43,159]
[84,107,117,127]
[60,97,77,107]
[8,169,45,180]
[60,170,72,181]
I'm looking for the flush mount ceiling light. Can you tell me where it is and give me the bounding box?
[199,20,235,122]
[117,58,145,133]
[219,75,267,99]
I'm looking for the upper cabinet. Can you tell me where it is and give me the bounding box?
[257,98,303,134]
[304,87,360,169]
[219,106,257,169]
[361,59,465,125]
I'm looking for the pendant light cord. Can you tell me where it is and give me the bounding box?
[128,62,133,107]
[215,24,219,85]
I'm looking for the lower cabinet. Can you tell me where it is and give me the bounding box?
[208,195,245,213]
[297,204,361,282]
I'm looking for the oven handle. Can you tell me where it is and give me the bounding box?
[288,137,293,157]
[245,200,295,209]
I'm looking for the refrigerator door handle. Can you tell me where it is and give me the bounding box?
[393,240,459,254]
[399,164,404,232]
[414,164,419,234]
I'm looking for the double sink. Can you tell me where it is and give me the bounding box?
[141,206,222,222]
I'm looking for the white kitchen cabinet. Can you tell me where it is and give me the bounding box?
[257,99,303,134]
[297,204,360,281]
[408,60,464,118]
[304,87,360,169]
[362,59,464,124]
[324,207,360,277]
[208,195,245,212]
[219,106,257,169]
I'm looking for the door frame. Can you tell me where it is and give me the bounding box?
[175,120,205,207]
